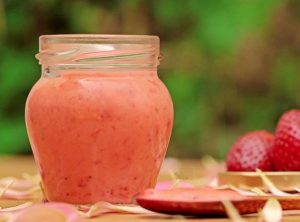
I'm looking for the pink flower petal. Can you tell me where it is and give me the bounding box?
[0,175,41,200]
[79,201,158,218]
[0,178,36,191]
[0,202,33,212]
[10,203,83,222]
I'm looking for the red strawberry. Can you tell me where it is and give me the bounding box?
[273,109,300,171]
[226,130,274,171]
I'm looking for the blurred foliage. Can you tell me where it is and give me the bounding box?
[0,0,299,158]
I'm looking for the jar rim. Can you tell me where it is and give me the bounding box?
[40,34,159,39]
[40,34,159,48]
[37,34,160,69]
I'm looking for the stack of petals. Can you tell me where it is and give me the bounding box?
[0,176,40,200]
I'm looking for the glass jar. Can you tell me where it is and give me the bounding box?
[25,35,173,204]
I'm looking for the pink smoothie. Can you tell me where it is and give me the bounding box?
[25,70,173,204]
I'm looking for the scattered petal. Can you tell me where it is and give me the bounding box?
[256,169,297,196]
[202,156,225,187]
[0,187,40,200]
[250,187,269,196]
[105,204,156,214]
[0,202,33,212]
[260,198,282,222]
[81,202,111,217]
[0,175,41,200]
[80,201,158,218]
[160,158,181,175]
[164,170,193,190]
[170,179,181,189]
[21,174,40,184]
[10,203,83,222]
[168,170,178,181]
[216,184,259,196]
[228,185,258,196]
[201,155,219,170]
[0,178,36,191]
[294,187,300,193]
[184,178,206,187]
[222,200,246,222]
[207,177,219,188]
[0,179,14,198]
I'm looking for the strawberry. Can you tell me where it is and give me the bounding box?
[273,109,300,171]
[226,130,274,171]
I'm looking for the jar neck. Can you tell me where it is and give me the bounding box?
[42,66,158,78]
[36,35,160,70]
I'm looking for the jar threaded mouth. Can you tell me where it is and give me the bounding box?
[36,34,160,69]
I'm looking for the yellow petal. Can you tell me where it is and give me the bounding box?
[256,169,296,196]
[222,200,246,222]
[260,198,282,222]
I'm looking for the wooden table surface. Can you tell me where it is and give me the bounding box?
[0,156,299,222]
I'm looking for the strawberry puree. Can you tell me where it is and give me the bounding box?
[25,70,173,204]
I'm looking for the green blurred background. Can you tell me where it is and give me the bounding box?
[0,0,299,158]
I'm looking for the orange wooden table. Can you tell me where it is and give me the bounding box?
[0,156,298,222]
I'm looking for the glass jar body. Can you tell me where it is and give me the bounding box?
[25,68,173,204]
